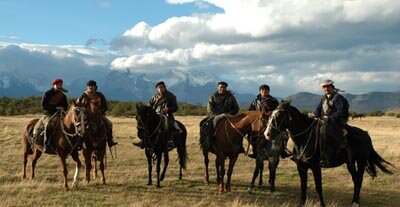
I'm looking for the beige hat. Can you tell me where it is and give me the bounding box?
[320,79,334,87]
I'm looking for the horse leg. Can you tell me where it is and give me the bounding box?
[218,155,226,192]
[83,149,92,184]
[259,159,264,187]
[59,156,69,190]
[203,150,210,184]
[215,157,221,186]
[160,152,169,181]
[248,158,261,193]
[225,155,238,192]
[156,153,162,188]
[268,158,279,194]
[22,150,29,179]
[30,149,42,180]
[93,155,98,179]
[145,150,152,185]
[347,161,365,207]
[71,151,82,188]
[311,165,325,207]
[98,152,106,185]
[297,163,308,207]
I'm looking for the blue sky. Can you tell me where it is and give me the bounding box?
[0,0,220,45]
[1,0,399,96]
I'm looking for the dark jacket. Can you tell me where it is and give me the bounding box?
[207,91,239,116]
[248,94,278,111]
[78,91,108,114]
[41,88,68,115]
[314,92,349,124]
[149,90,178,116]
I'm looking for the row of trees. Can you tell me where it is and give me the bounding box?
[0,97,398,117]
[0,97,208,117]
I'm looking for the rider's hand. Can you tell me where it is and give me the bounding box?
[322,116,329,122]
[56,107,64,111]
[308,112,315,118]
[161,108,168,114]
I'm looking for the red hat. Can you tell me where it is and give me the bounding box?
[52,79,63,85]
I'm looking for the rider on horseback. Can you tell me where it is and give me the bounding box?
[32,79,68,154]
[314,79,349,167]
[133,81,181,150]
[247,84,291,158]
[202,81,239,151]
[78,80,118,148]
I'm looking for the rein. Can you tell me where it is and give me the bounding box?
[137,114,165,151]
[59,107,86,154]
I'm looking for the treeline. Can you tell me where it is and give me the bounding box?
[0,97,207,117]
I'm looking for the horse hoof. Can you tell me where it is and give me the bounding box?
[147,182,152,186]
[270,191,276,196]
[247,187,254,193]
[352,202,359,207]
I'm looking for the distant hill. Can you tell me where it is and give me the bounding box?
[285,91,400,113]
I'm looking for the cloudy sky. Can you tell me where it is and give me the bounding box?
[1,0,399,96]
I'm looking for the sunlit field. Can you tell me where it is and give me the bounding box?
[0,115,398,207]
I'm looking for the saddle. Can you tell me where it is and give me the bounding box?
[31,114,61,145]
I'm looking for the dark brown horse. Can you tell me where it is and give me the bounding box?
[264,101,393,207]
[135,104,188,187]
[22,100,88,190]
[81,98,108,185]
[352,113,365,120]
[199,111,265,192]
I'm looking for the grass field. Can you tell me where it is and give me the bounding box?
[0,115,398,207]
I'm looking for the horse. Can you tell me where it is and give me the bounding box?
[135,104,188,187]
[81,98,108,185]
[352,113,365,120]
[199,111,267,192]
[22,100,88,190]
[264,101,393,207]
[247,112,283,194]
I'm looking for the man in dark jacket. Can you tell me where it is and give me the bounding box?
[202,81,239,150]
[247,84,291,158]
[33,79,68,154]
[133,81,180,150]
[314,79,349,167]
[78,80,118,148]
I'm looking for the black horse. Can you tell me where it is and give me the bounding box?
[264,101,393,207]
[135,104,188,187]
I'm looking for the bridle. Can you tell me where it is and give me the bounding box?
[60,106,87,137]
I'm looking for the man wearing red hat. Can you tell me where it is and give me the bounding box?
[78,80,118,148]
[33,79,68,154]
[314,79,349,167]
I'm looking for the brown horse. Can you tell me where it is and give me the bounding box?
[22,100,88,190]
[199,111,265,192]
[81,98,108,185]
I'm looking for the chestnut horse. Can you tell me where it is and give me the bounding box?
[22,100,88,190]
[199,111,266,192]
[81,98,108,185]
[264,101,393,206]
[135,104,188,187]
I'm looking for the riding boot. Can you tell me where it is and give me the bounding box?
[132,139,144,149]
[167,130,177,150]
[43,133,56,154]
[107,130,118,148]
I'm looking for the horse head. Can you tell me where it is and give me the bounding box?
[135,104,160,140]
[67,100,89,137]
[264,100,292,141]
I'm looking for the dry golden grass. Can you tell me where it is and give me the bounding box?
[0,115,399,207]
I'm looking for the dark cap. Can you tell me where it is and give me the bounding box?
[259,84,270,91]
[217,81,228,87]
[155,81,165,88]
[320,79,334,87]
[86,80,97,86]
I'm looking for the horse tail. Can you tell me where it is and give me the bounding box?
[366,148,394,178]
[177,121,188,170]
